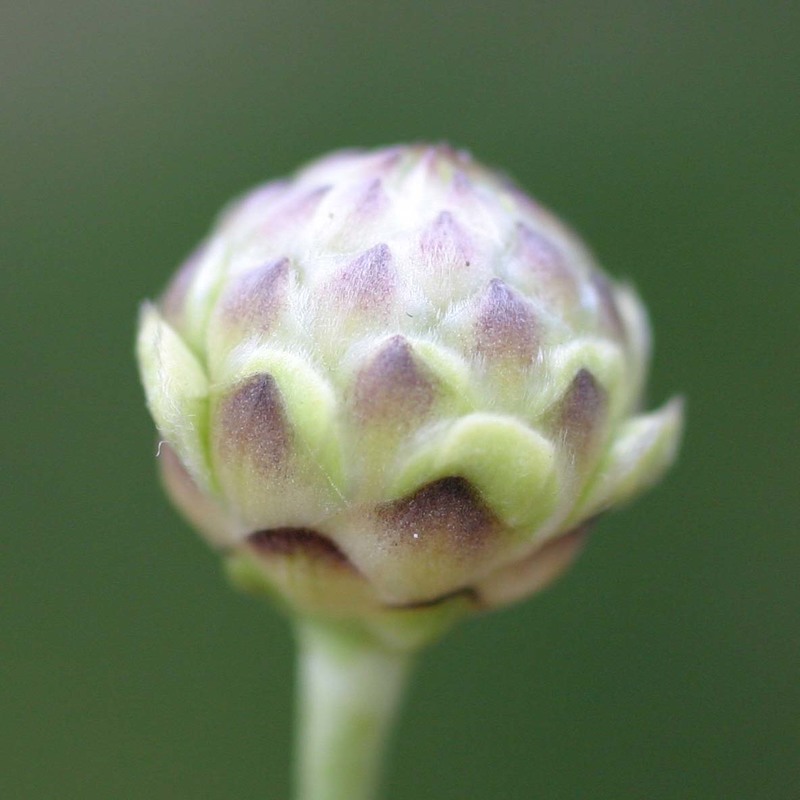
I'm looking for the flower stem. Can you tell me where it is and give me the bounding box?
[294,619,413,800]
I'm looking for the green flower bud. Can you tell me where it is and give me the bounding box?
[137,145,682,650]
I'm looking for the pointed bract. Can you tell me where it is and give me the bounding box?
[136,304,211,488]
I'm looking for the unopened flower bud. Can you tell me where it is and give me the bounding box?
[137,144,682,649]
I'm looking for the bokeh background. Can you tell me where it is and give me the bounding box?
[3,2,798,798]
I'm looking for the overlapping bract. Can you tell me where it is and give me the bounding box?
[137,145,682,648]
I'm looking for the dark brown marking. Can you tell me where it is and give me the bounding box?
[221,258,290,328]
[474,279,538,362]
[247,527,352,567]
[558,369,607,455]
[353,336,435,422]
[386,586,479,610]
[216,374,291,471]
[568,515,599,541]
[377,477,501,551]
[545,517,597,555]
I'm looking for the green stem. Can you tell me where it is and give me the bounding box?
[294,620,413,800]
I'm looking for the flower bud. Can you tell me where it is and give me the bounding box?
[137,144,682,649]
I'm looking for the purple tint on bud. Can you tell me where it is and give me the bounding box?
[328,178,389,238]
[517,223,565,272]
[354,178,386,216]
[255,184,331,240]
[512,223,580,307]
[234,181,291,216]
[220,257,290,330]
[353,335,435,422]
[420,143,470,171]
[216,373,291,473]
[331,243,396,313]
[420,211,472,269]
[558,368,607,457]
[474,279,538,363]
[160,241,207,326]
[375,148,404,172]
[284,184,331,216]
[377,477,501,552]
[451,169,474,195]
[590,271,626,340]
[221,181,292,233]
[158,441,231,545]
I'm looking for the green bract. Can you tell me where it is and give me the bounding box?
[137,145,682,650]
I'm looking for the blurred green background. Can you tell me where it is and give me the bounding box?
[3,1,798,798]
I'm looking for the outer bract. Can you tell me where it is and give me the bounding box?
[137,145,682,649]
